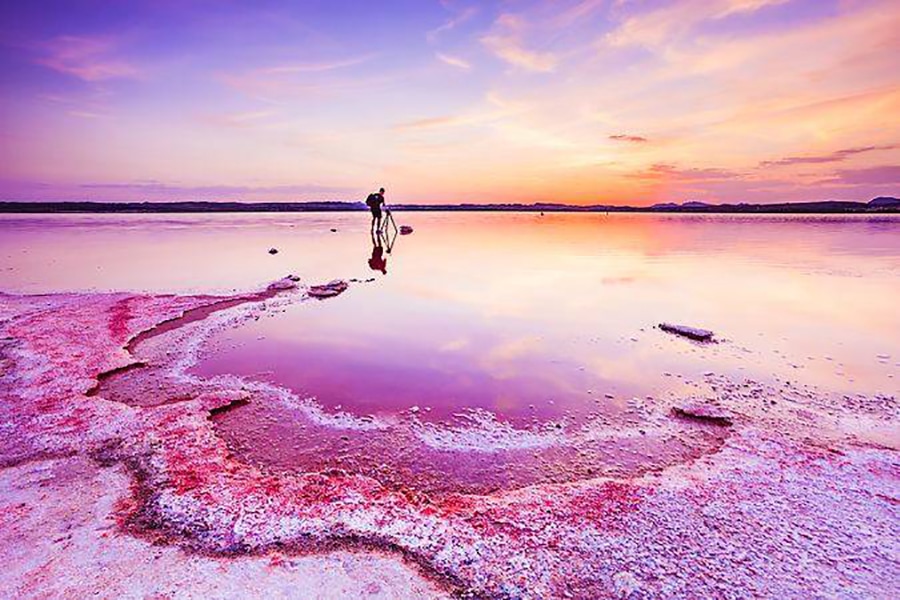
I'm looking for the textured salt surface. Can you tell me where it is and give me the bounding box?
[97,288,727,496]
[0,284,898,598]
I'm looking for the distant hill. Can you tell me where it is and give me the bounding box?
[0,197,897,214]
[868,196,900,208]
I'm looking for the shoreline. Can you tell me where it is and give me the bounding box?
[1,197,898,215]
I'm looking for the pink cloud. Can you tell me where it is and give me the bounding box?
[0,180,357,202]
[629,164,742,181]
[759,145,898,167]
[218,54,390,102]
[436,52,471,70]
[198,110,275,129]
[481,14,558,72]
[427,5,478,43]
[67,110,109,119]
[606,0,791,48]
[825,165,900,185]
[393,115,464,131]
[609,134,648,143]
[259,54,376,75]
[35,35,139,81]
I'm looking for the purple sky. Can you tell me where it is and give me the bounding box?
[1,0,898,205]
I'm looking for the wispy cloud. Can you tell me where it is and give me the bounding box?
[436,52,471,70]
[714,0,790,19]
[393,92,530,133]
[200,110,275,128]
[78,181,356,198]
[427,4,478,43]
[606,0,790,48]
[219,54,396,102]
[483,39,557,72]
[821,165,900,185]
[551,0,607,28]
[34,35,139,81]
[629,163,742,181]
[67,110,109,119]
[393,115,464,131]
[260,54,376,75]
[481,14,558,72]
[760,145,898,167]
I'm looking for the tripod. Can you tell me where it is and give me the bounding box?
[382,208,399,237]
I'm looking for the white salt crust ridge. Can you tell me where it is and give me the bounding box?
[413,408,566,451]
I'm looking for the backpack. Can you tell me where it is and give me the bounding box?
[366,193,380,209]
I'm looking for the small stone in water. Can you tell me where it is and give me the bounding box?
[659,322,714,342]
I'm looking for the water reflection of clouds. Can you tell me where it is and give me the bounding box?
[439,338,470,352]
[6,212,898,398]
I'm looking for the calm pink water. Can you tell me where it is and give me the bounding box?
[4,212,897,493]
[3,212,898,403]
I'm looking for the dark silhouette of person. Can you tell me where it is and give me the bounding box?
[368,233,387,274]
[366,187,386,232]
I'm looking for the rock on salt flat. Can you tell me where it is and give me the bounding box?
[671,402,733,426]
[308,279,349,298]
[659,322,715,341]
[266,274,301,291]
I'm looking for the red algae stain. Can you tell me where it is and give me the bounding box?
[108,296,136,344]
[112,482,142,529]
[566,481,644,529]
[208,394,727,497]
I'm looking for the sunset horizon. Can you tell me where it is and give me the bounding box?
[2,0,898,206]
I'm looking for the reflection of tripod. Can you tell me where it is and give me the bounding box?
[379,211,398,254]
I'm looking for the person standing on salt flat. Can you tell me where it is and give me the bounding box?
[366,187,386,233]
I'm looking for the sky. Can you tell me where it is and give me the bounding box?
[0,0,898,205]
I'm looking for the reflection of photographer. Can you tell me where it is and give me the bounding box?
[368,233,388,275]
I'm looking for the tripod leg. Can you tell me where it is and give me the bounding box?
[388,211,398,234]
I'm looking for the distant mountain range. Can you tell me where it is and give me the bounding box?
[0,197,897,214]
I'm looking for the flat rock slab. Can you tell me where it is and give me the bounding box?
[672,403,734,426]
[308,280,349,298]
[267,275,300,291]
[659,322,714,341]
